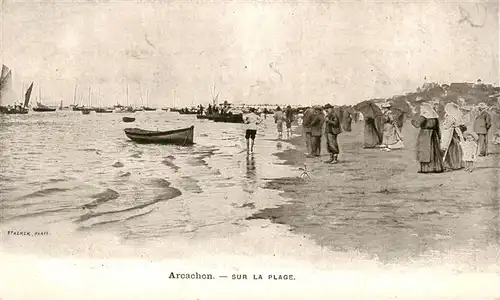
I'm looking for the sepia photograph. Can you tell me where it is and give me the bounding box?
[0,0,499,299]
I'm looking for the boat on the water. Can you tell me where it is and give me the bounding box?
[124,126,194,145]
[82,109,91,115]
[178,109,198,115]
[196,115,210,119]
[95,107,113,113]
[122,116,135,123]
[33,106,56,112]
[0,65,33,114]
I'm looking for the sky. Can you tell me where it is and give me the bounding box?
[0,1,498,107]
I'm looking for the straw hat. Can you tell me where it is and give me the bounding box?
[478,102,488,109]
[323,103,333,109]
[463,131,479,141]
[381,102,391,108]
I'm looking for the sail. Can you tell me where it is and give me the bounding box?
[24,82,34,107]
[1,65,10,83]
[0,69,16,105]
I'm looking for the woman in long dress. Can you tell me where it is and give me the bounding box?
[380,103,404,151]
[363,114,384,148]
[411,103,444,173]
[441,103,464,170]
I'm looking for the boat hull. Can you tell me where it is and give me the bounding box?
[124,126,194,145]
[122,117,135,123]
[33,107,56,112]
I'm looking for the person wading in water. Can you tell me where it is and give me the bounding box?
[243,107,263,153]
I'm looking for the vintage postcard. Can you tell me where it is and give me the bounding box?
[0,0,499,299]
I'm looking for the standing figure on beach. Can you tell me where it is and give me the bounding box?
[273,106,286,140]
[411,103,444,173]
[441,103,464,170]
[243,107,263,153]
[379,103,404,151]
[302,106,315,155]
[363,114,384,149]
[309,106,325,157]
[323,104,341,164]
[473,102,491,156]
[285,105,294,139]
[344,113,352,132]
[461,131,479,172]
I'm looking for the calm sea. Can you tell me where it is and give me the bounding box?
[0,110,297,242]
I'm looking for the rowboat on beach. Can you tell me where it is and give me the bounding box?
[122,116,135,122]
[124,126,194,145]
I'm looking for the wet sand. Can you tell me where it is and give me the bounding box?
[249,121,500,268]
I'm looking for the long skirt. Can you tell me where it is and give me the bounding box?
[443,132,464,170]
[364,122,380,148]
[326,133,339,154]
[419,132,444,173]
[344,120,352,132]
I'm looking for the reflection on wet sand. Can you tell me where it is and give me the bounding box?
[243,153,257,194]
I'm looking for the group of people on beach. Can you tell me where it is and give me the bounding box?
[242,97,498,173]
[411,100,495,173]
[363,97,497,173]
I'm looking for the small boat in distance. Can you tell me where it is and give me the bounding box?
[82,109,91,115]
[124,126,194,146]
[122,116,135,123]
[95,107,113,113]
[33,86,56,112]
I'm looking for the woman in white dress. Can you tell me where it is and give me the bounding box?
[380,102,404,151]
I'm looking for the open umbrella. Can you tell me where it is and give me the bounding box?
[354,100,383,119]
[390,96,412,115]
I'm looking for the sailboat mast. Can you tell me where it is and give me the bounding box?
[146,88,149,107]
[126,84,129,106]
[88,86,91,107]
[38,85,41,104]
[73,84,77,105]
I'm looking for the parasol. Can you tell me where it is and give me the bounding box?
[390,97,412,115]
[354,100,383,119]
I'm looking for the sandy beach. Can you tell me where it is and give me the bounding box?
[250,120,500,269]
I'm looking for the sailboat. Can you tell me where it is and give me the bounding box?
[0,65,32,114]
[95,86,112,113]
[115,84,135,113]
[81,86,92,115]
[33,86,56,112]
[141,86,156,111]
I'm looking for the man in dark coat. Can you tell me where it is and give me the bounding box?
[309,106,325,157]
[324,104,342,163]
[473,102,492,156]
[302,107,315,155]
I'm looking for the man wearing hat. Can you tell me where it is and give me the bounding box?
[473,102,491,156]
[302,106,316,155]
[309,105,325,157]
[323,103,342,163]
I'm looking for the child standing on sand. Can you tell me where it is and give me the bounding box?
[461,131,479,172]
